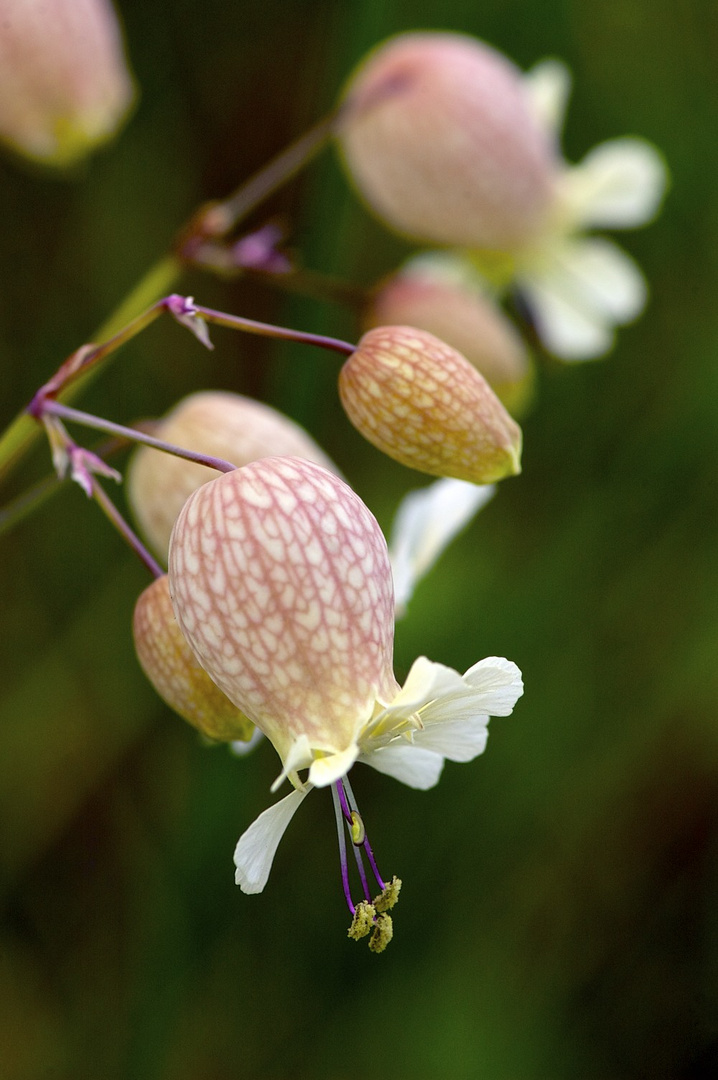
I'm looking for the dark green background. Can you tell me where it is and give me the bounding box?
[1,1,717,1076]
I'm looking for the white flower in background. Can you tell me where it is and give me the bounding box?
[168,456,523,950]
[479,58,669,360]
[337,32,668,362]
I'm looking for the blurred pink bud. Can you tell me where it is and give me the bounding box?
[366,266,533,414]
[0,0,136,166]
[168,458,399,787]
[337,32,559,250]
[128,391,339,560]
[133,574,255,744]
[338,326,522,484]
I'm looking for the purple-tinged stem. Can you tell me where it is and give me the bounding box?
[196,304,354,357]
[91,480,164,579]
[35,401,238,474]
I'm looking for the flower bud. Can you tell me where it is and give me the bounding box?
[168,457,399,781]
[0,0,136,167]
[366,262,533,414]
[337,32,558,250]
[338,326,522,484]
[133,574,254,743]
[127,391,339,560]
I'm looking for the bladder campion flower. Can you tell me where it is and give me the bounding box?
[168,456,523,949]
[128,390,339,559]
[133,574,254,744]
[337,33,668,360]
[0,0,136,167]
[339,326,522,484]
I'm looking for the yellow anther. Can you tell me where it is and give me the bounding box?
[348,901,375,940]
[350,810,365,845]
[374,875,402,913]
[368,913,393,953]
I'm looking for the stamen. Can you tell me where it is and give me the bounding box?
[336,779,371,902]
[342,773,386,892]
[350,811,365,845]
[331,783,355,915]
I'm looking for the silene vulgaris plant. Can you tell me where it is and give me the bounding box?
[0,9,667,952]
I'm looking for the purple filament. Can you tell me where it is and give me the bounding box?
[341,774,387,893]
[331,783,355,915]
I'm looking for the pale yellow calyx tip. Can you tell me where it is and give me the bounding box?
[368,913,394,953]
[374,875,402,913]
[348,901,376,940]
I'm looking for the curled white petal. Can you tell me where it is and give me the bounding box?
[564,137,669,229]
[229,727,265,757]
[233,788,309,894]
[523,58,572,138]
[390,478,495,615]
[521,237,647,360]
[370,655,523,737]
[361,742,445,790]
[270,733,313,793]
[461,656,525,715]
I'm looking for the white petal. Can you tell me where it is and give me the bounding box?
[361,743,445,789]
[523,59,572,138]
[412,716,489,762]
[376,656,468,723]
[371,655,523,736]
[389,479,495,615]
[564,137,669,229]
[522,238,647,360]
[308,743,360,788]
[233,788,309,894]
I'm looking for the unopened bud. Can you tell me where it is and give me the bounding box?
[337,32,558,250]
[133,574,255,744]
[366,263,533,414]
[0,0,136,167]
[128,391,338,560]
[338,326,522,484]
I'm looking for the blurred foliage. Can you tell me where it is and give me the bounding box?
[2,0,718,1077]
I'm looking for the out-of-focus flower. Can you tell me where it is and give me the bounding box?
[365,254,533,413]
[337,31,559,251]
[483,58,670,360]
[133,574,255,744]
[337,33,668,361]
[339,326,522,484]
[168,456,523,947]
[127,391,338,560]
[0,0,136,167]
